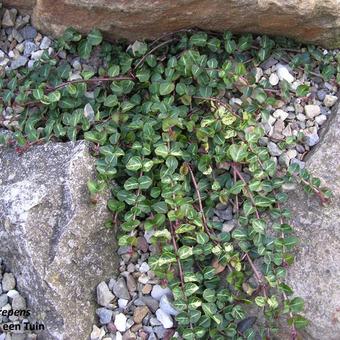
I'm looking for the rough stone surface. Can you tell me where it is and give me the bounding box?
[3,0,340,48]
[286,98,340,340]
[0,140,118,340]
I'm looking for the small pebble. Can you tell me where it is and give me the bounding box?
[114,313,127,332]
[269,72,279,86]
[305,105,321,119]
[323,95,337,108]
[155,309,173,329]
[276,64,295,83]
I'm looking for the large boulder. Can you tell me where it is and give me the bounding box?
[0,140,118,340]
[286,98,340,339]
[2,0,340,48]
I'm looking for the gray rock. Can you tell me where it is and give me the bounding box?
[84,103,95,123]
[19,26,37,40]
[0,140,118,340]
[214,204,233,221]
[156,308,173,329]
[96,308,113,325]
[23,41,38,57]
[0,294,8,308]
[148,333,157,340]
[316,89,327,101]
[222,221,235,233]
[90,325,106,340]
[286,100,340,340]
[267,141,282,156]
[260,57,278,70]
[305,104,321,119]
[2,9,17,28]
[125,274,137,292]
[15,15,30,30]
[304,128,320,147]
[40,36,52,49]
[141,296,159,313]
[151,284,172,301]
[112,277,130,300]
[323,94,338,108]
[159,295,178,316]
[2,273,15,292]
[12,29,24,43]
[97,281,115,307]
[291,158,305,169]
[10,56,28,70]
[11,294,26,310]
[315,114,327,125]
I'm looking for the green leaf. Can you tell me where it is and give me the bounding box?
[228,144,249,162]
[176,224,196,234]
[202,302,217,317]
[289,297,304,313]
[288,315,309,329]
[229,180,245,195]
[159,81,175,96]
[296,84,310,97]
[107,199,125,213]
[203,289,216,302]
[121,220,140,232]
[47,91,61,103]
[138,175,152,189]
[78,40,92,59]
[185,283,200,297]
[126,156,143,171]
[155,144,169,158]
[124,177,139,190]
[190,33,208,47]
[178,245,193,260]
[255,296,266,307]
[196,232,209,244]
[108,65,120,77]
[251,219,266,234]
[32,88,44,101]
[87,28,103,46]
[152,201,168,213]
[104,94,118,107]
[254,195,275,207]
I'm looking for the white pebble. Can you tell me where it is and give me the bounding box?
[90,325,105,340]
[40,36,52,49]
[255,67,263,83]
[315,114,327,125]
[304,105,320,119]
[139,262,150,273]
[30,50,44,60]
[114,313,127,332]
[276,64,295,83]
[160,295,179,316]
[273,109,288,121]
[156,308,173,329]
[151,285,172,301]
[269,73,279,86]
[323,95,337,108]
[118,298,129,309]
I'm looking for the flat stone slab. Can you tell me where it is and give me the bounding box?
[0,140,118,340]
[286,99,340,339]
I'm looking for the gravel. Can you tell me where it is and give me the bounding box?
[0,258,36,338]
